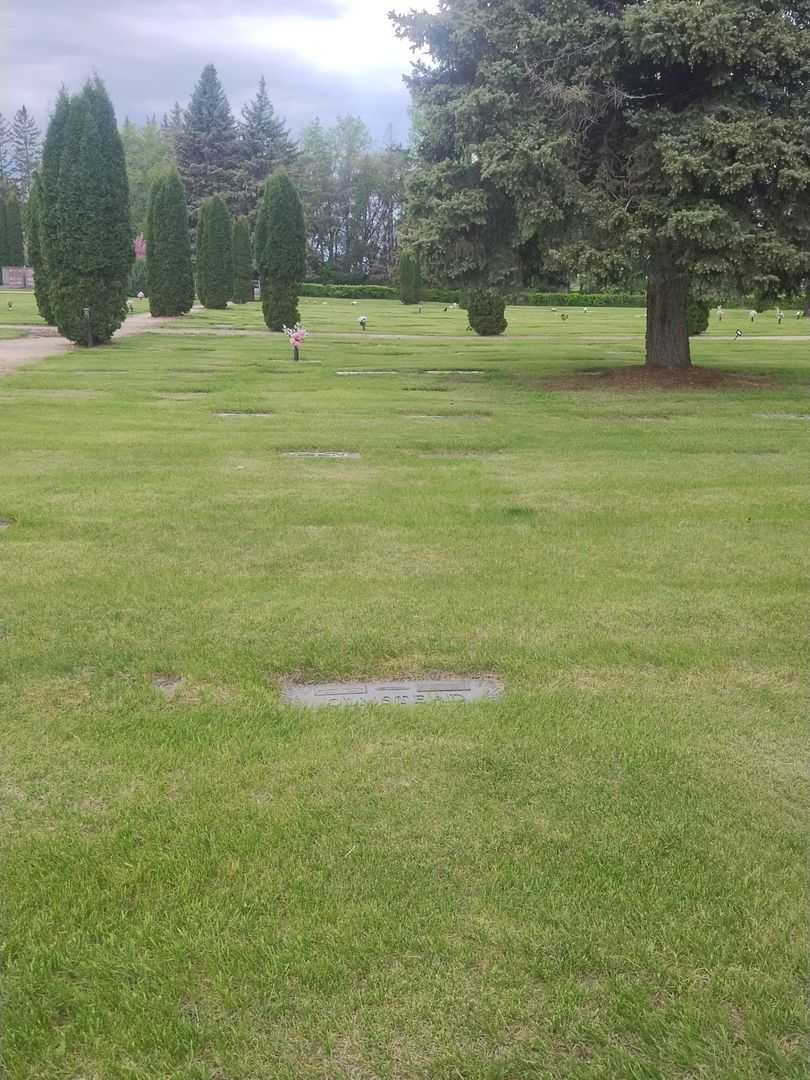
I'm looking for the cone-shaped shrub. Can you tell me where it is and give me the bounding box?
[399,251,421,304]
[196,194,233,309]
[467,290,507,336]
[146,169,194,316]
[37,89,71,325]
[232,216,253,303]
[48,79,133,344]
[4,190,25,265]
[27,174,52,320]
[256,168,305,330]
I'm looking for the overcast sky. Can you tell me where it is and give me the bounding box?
[0,0,434,144]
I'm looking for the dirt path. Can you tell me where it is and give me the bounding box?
[0,312,163,377]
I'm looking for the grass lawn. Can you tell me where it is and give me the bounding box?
[0,290,150,326]
[1,314,808,1078]
[181,296,810,340]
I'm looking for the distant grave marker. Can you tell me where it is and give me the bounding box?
[282,451,360,459]
[281,676,503,708]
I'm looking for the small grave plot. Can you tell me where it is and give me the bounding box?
[282,451,361,459]
[281,676,503,708]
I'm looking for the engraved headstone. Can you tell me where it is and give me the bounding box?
[281,676,503,708]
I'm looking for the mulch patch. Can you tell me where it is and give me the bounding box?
[539,365,778,392]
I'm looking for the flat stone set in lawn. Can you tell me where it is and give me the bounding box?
[281,676,504,708]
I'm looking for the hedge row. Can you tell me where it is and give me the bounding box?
[299,282,648,306]
[300,282,397,299]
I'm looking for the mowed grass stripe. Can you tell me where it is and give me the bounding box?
[0,314,808,1078]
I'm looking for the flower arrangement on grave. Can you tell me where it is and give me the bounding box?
[283,323,307,361]
[358,315,368,330]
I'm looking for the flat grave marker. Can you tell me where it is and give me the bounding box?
[282,451,361,459]
[281,676,503,708]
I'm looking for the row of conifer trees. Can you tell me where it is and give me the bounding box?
[26,75,307,344]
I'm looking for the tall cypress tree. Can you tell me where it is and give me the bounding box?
[196,194,232,308]
[176,65,240,223]
[38,89,71,325]
[27,173,50,317]
[146,169,194,316]
[399,251,421,304]
[5,190,25,265]
[257,168,305,330]
[231,216,253,303]
[49,79,133,344]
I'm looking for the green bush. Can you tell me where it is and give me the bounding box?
[687,298,710,336]
[467,290,507,336]
[300,282,397,300]
[518,291,646,307]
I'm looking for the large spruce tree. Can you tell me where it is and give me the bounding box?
[4,189,25,265]
[395,0,810,369]
[146,169,194,316]
[237,77,296,220]
[196,194,233,308]
[48,79,133,344]
[12,105,41,202]
[231,216,253,303]
[176,65,240,223]
[256,168,305,330]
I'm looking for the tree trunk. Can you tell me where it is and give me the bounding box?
[645,245,691,370]
[803,288,810,318]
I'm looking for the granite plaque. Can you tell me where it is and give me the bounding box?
[281,676,503,708]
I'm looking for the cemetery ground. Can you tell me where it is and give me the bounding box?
[1,305,808,1079]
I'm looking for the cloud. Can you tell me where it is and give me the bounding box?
[0,0,431,143]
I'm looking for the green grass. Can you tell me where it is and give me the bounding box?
[1,315,808,1078]
[0,290,150,325]
[182,296,810,340]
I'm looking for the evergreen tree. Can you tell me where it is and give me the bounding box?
[48,79,133,344]
[146,168,194,316]
[467,290,507,337]
[176,65,240,223]
[39,89,71,325]
[231,216,253,303]
[161,102,184,154]
[12,106,41,202]
[196,194,233,308]
[256,168,306,330]
[0,114,12,187]
[399,251,421,304]
[27,172,52,321]
[237,76,296,220]
[0,197,7,268]
[395,0,810,369]
[5,190,24,265]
